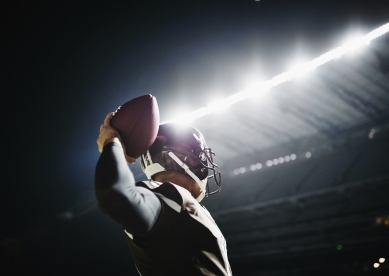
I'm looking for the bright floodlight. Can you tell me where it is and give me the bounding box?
[373,263,380,268]
[164,23,389,124]
[379,258,385,263]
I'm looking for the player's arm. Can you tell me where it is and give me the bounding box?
[94,113,162,236]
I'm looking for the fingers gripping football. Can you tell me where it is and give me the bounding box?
[97,112,136,164]
[97,112,118,152]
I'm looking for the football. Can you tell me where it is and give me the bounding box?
[110,94,160,159]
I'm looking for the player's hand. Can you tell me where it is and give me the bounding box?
[97,112,136,164]
[97,112,119,152]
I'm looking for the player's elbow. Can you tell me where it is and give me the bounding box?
[95,187,160,235]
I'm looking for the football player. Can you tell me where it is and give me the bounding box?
[95,112,232,275]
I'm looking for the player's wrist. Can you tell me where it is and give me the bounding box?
[104,137,123,148]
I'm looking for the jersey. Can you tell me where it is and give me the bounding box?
[125,180,232,276]
[95,142,232,275]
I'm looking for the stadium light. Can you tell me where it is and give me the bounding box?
[231,150,310,175]
[164,23,389,124]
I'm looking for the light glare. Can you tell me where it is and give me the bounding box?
[163,23,389,124]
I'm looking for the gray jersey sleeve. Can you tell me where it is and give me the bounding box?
[94,142,161,236]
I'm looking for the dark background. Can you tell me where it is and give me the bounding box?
[3,1,389,275]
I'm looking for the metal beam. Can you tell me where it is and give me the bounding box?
[213,175,389,220]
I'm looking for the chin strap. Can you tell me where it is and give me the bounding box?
[167,152,206,202]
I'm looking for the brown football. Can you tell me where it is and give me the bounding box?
[110,94,159,158]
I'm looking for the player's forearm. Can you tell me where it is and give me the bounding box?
[94,142,161,234]
[95,142,133,191]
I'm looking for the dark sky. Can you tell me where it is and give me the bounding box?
[3,1,389,275]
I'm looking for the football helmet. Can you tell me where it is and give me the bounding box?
[140,123,221,202]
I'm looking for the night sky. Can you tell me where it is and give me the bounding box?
[3,1,389,275]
